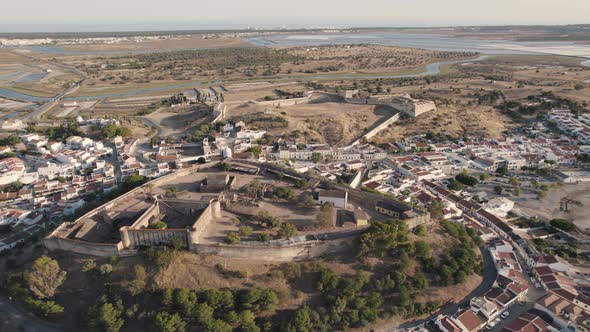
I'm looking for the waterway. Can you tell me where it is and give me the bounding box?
[0,56,487,102]
[1,32,589,102]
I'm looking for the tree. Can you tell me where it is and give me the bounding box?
[414,225,427,236]
[550,219,575,232]
[287,306,314,332]
[316,203,334,228]
[173,288,197,317]
[298,193,315,207]
[162,289,174,308]
[399,286,410,307]
[154,312,186,332]
[447,179,465,191]
[496,166,509,176]
[537,190,547,200]
[494,185,504,195]
[25,256,67,299]
[311,152,322,163]
[479,173,490,182]
[220,163,232,172]
[87,301,125,332]
[508,177,520,186]
[272,187,294,200]
[413,272,429,290]
[246,145,262,157]
[414,241,432,259]
[124,175,146,190]
[455,171,478,186]
[514,187,522,196]
[128,265,146,296]
[258,289,279,311]
[278,222,297,239]
[428,200,444,221]
[26,298,64,317]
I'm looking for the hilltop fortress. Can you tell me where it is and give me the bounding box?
[339,90,437,118]
[44,161,430,261]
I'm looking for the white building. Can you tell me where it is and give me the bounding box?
[315,190,348,208]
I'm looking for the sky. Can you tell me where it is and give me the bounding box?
[1,0,589,32]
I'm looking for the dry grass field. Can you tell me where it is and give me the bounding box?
[227,95,396,146]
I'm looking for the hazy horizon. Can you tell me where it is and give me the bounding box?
[1,0,589,33]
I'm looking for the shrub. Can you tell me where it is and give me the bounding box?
[225,232,241,244]
[277,222,297,239]
[257,233,272,242]
[81,259,97,272]
[99,264,113,275]
[150,221,168,229]
[414,225,427,236]
[239,226,254,237]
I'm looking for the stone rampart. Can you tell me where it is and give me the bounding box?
[193,235,355,262]
[255,92,313,107]
[212,102,226,123]
[43,236,123,257]
[122,228,189,248]
[351,113,400,146]
[189,199,221,246]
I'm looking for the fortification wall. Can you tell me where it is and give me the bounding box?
[129,201,160,229]
[222,202,259,216]
[212,103,226,124]
[189,200,220,245]
[43,237,123,257]
[348,167,366,189]
[123,228,189,248]
[193,236,354,262]
[352,113,400,145]
[255,93,312,107]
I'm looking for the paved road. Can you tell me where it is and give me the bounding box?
[0,297,64,332]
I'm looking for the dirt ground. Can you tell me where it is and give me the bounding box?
[227,94,396,146]
[515,182,590,233]
[378,104,513,141]
[143,105,212,137]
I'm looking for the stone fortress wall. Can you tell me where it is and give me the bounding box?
[212,102,226,123]
[255,91,313,107]
[340,90,436,117]
[45,160,430,261]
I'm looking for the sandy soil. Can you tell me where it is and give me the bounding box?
[515,182,590,233]
[228,94,396,146]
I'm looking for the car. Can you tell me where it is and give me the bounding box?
[501,311,510,319]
